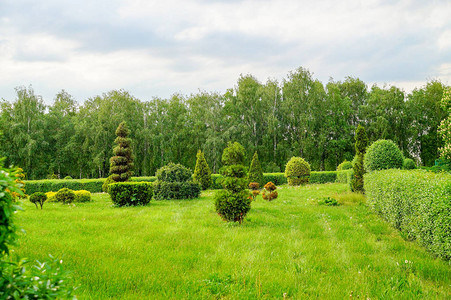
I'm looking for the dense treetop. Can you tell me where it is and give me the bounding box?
[0,67,448,179]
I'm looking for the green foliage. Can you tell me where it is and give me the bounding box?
[156,163,192,183]
[0,255,76,299]
[248,182,260,200]
[439,88,451,159]
[55,188,76,204]
[221,142,246,166]
[110,121,134,182]
[284,157,311,186]
[63,176,72,180]
[29,192,47,209]
[364,170,451,260]
[102,175,116,193]
[309,171,337,183]
[336,169,353,184]
[154,163,201,200]
[108,182,153,206]
[193,150,212,190]
[74,190,92,202]
[364,139,404,172]
[214,190,251,223]
[403,158,416,170]
[263,173,287,185]
[11,168,26,200]
[153,181,201,200]
[261,182,278,201]
[336,160,352,171]
[215,142,251,223]
[248,152,264,186]
[351,125,368,193]
[318,197,339,206]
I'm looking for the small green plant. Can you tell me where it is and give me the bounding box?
[63,175,73,180]
[364,139,404,172]
[261,182,278,201]
[248,152,264,186]
[284,157,311,186]
[318,197,339,206]
[403,158,416,170]
[55,188,76,204]
[29,192,47,209]
[193,150,212,190]
[154,163,201,200]
[249,182,260,200]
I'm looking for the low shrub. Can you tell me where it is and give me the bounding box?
[263,173,287,185]
[108,182,153,206]
[29,192,47,209]
[318,197,339,206]
[285,157,311,186]
[153,181,201,200]
[249,182,260,201]
[364,139,404,172]
[74,190,92,202]
[45,191,57,202]
[261,182,278,201]
[156,163,192,183]
[364,169,451,260]
[63,176,73,180]
[403,158,416,170]
[55,188,76,204]
[309,171,337,183]
[337,160,353,171]
[211,174,223,189]
[214,190,251,223]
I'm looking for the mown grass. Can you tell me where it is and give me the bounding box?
[13,183,451,299]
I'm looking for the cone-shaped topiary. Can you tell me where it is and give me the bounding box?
[351,125,368,192]
[248,152,264,186]
[110,121,134,182]
[215,142,251,224]
[284,157,311,186]
[193,150,212,190]
[364,139,404,172]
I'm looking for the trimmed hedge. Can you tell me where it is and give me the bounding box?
[108,182,153,206]
[25,176,157,194]
[153,181,201,200]
[364,169,451,260]
[309,171,337,184]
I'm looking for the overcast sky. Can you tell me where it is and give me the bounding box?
[0,0,450,104]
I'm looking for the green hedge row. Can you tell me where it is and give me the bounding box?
[25,171,342,194]
[364,170,451,260]
[25,176,157,194]
[153,181,201,200]
[336,169,353,184]
[108,182,153,206]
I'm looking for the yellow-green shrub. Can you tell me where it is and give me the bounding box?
[45,192,57,202]
[284,157,311,186]
[74,190,92,202]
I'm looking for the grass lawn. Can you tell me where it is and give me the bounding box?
[13,183,451,299]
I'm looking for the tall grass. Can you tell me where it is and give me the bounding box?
[13,183,451,299]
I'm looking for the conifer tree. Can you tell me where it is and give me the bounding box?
[248,152,263,186]
[351,125,368,192]
[193,150,212,190]
[109,121,133,182]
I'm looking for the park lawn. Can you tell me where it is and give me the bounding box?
[13,183,451,299]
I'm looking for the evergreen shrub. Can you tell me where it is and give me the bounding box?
[249,182,260,200]
[193,150,212,190]
[351,125,368,193]
[365,169,451,260]
[364,139,403,172]
[102,175,115,193]
[248,152,264,186]
[110,121,134,182]
[262,182,278,201]
[154,163,201,200]
[284,157,311,186]
[403,158,416,170]
[108,182,153,206]
[337,160,352,171]
[309,171,337,183]
[29,192,47,209]
[63,176,72,180]
[74,190,92,202]
[55,188,76,204]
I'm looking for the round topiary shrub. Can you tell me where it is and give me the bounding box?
[63,176,73,180]
[29,192,47,209]
[262,182,278,201]
[364,140,404,172]
[284,157,311,186]
[55,188,76,204]
[153,163,201,200]
[403,158,416,170]
[337,160,352,171]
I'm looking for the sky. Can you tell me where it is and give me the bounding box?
[0,0,450,104]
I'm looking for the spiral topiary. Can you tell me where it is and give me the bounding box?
[364,139,404,172]
[109,121,134,182]
[284,157,311,186]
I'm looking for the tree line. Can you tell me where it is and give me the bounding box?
[0,67,447,179]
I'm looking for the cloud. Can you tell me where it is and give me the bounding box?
[0,0,450,103]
